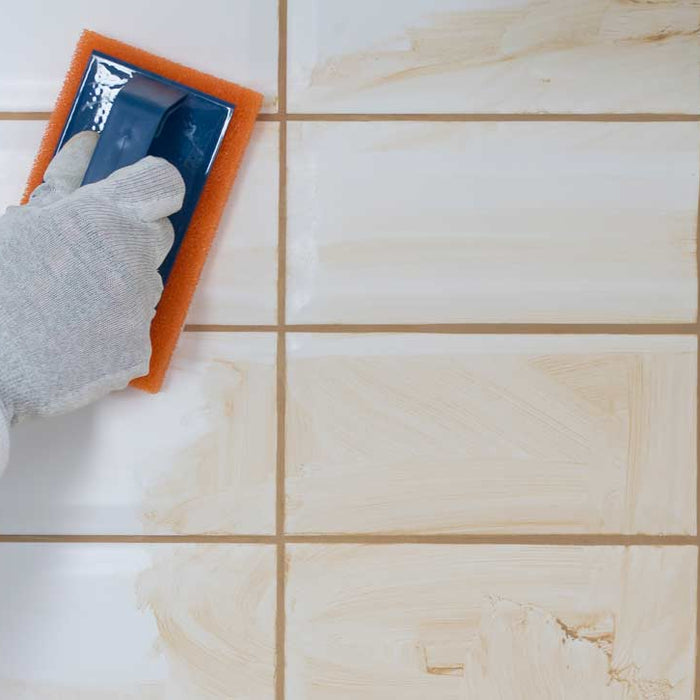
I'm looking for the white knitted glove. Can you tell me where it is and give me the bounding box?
[0,131,185,473]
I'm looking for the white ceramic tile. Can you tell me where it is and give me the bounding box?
[0,0,278,111]
[288,0,700,114]
[287,334,697,535]
[286,544,697,699]
[0,333,276,534]
[0,121,45,207]
[0,543,276,698]
[187,123,279,325]
[0,119,278,325]
[287,121,699,323]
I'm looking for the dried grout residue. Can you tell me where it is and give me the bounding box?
[287,0,700,113]
[136,545,276,698]
[286,334,697,535]
[462,598,670,699]
[310,4,699,89]
[284,545,697,699]
[140,337,276,535]
[0,332,277,536]
[0,543,276,697]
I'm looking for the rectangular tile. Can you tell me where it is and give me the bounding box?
[287,122,699,323]
[0,543,275,698]
[286,334,696,535]
[187,122,279,325]
[0,0,278,111]
[288,0,700,114]
[286,544,697,699]
[0,333,276,534]
[0,120,277,325]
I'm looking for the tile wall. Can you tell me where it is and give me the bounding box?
[0,1,698,697]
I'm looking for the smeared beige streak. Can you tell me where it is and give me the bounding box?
[141,358,275,535]
[136,546,275,699]
[285,545,696,697]
[287,340,695,534]
[462,599,671,699]
[310,1,700,92]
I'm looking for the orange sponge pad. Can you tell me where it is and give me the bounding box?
[22,30,263,393]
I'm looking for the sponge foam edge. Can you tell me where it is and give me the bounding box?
[23,29,263,393]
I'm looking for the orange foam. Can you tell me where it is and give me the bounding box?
[23,30,263,392]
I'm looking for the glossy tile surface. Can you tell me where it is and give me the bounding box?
[287,334,697,535]
[288,0,700,114]
[0,0,278,111]
[187,123,279,325]
[286,544,697,699]
[0,543,276,698]
[0,333,276,534]
[287,121,699,323]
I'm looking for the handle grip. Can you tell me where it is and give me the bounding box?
[81,74,186,186]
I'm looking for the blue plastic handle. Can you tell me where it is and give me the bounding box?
[81,74,186,186]
[60,51,234,282]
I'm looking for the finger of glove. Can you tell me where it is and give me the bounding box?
[28,131,99,206]
[117,218,172,313]
[149,217,176,271]
[115,217,175,279]
[97,156,185,222]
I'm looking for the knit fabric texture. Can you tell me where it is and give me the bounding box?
[0,132,184,475]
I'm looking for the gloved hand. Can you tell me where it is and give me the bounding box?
[0,131,185,473]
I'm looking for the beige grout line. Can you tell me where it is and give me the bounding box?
[288,323,700,334]
[0,533,696,545]
[0,111,279,123]
[284,534,700,546]
[286,113,700,122]
[276,1,288,699]
[184,324,279,332]
[1,111,699,123]
[0,112,51,120]
[0,534,278,544]
[184,323,700,335]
